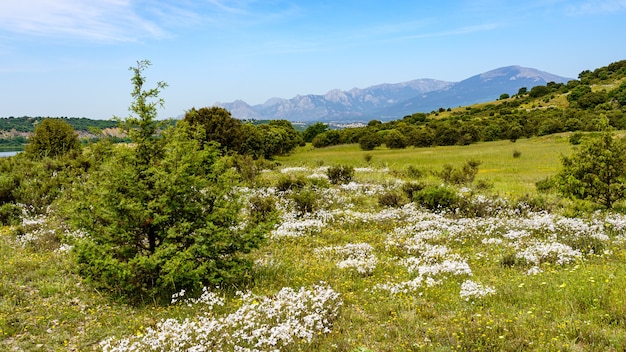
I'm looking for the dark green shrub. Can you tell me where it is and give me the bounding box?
[307,175,330,188]
[67,123,268,303]
[474,179,493,191]
[291,188,319,215]
[434,160,481,185]
[248,195,277,224]
[312,130,342,148]
[0,203,22,226]
[556,133,626,208]
[327,165,354,185]
[401,182,424,200]
[413,185,459,211]
[0,172,18,204]
[6,155,89,213]
[569,132,584,145]
[513,150,521,158]
[384,129,408,149]
[302,122,328,143]
[25,118,81,159]
[378,191,405,208]
[228,154,276,184]
[276,175,307,192]
[405,165,424,179]
[183,106,246,154]
[535,177,556,192]
[359,132,382,151]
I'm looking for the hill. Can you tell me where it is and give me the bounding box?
[307,59,626,149]
[216,66,572,122]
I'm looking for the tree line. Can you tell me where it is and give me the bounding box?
[0,116,119,133]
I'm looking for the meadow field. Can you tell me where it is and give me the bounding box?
[3,134,626,351]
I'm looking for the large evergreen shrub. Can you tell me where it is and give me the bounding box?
[327,165,355,185]
[556,131,626,208]
[62,61,267,302]
[25,118,81,159]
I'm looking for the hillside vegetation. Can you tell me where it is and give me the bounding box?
[1,60,626,351]
[309,60,626,150]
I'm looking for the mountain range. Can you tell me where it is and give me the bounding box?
[215,66,573,122]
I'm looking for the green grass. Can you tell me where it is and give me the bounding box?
[4,134,626,351]
[276,134,573,196]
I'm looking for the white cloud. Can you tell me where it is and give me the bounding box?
[0,0,300,42]
[399,23,501,41]
[566,0,626,14]
[0,0,166,42]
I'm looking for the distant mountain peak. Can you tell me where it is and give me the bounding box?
[215,66,572,122]
[479,65,566,82]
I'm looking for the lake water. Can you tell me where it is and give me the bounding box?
[0,151,20,158]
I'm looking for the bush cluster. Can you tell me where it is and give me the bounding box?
[378,191,406,208]
[413,185,460,211]
[184,107,303,159]
[434,160,481,185]
[277,175,307,192]
[327,165,355,185]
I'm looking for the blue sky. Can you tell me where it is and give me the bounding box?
[1,0,625,120]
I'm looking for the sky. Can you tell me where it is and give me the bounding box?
[1,1,625,120]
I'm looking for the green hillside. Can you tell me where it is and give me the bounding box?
[308,60,626,149]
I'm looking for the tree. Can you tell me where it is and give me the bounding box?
[577,91,608,109]
[409,127,434,147]
[118,60,168,167]
[269,120,304,148]
[508,124,523,142]
[529,85,550,98]
[65,61,267,302]
[556,132,626,208]
[256,121,303,158]
[302,122,328,143]
[184,106,245,154]
[312,130,341,148]
[567,84,592,104]
[25,118,80,159]
[384,129,408,149]
[359,131,382,150]
[238,123,264,159]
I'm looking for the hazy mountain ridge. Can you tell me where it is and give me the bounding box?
[216,66,572,122]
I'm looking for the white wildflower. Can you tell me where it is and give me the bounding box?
[459,280,495,300]
[316,243,378,275]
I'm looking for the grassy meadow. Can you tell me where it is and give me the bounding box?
[275,133,574,196]
[3,134,626,351]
